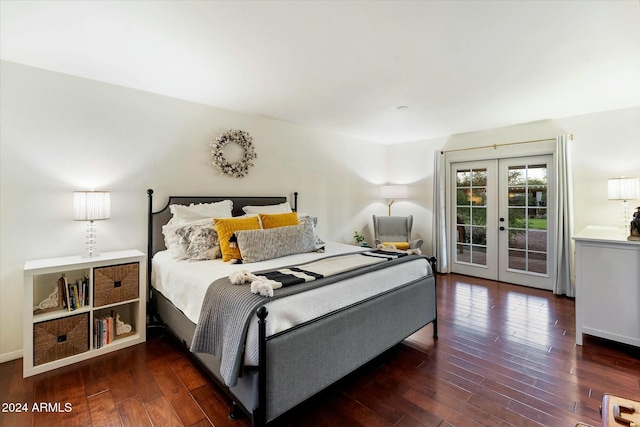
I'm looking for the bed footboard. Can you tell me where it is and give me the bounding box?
[256,272,437,425]
[153,269,437,427]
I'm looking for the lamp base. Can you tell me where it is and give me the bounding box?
[81,251,101,258]
[81,220,100,258]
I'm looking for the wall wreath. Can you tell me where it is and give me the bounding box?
[210,129,257,178]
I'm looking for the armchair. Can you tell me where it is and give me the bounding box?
[372,215,423,250]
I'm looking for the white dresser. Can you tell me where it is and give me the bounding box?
[574,226,640,347]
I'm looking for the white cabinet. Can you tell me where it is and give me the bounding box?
[574,226,640,347]
[23,250,146,377]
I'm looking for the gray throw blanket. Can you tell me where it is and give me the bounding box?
[190,250,426,387]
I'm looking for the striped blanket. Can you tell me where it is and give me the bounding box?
[231,249,410,296]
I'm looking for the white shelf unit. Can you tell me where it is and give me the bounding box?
[574,226,640,347]
[23,249,146,377]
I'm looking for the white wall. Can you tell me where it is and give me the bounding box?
[0,61,389,360]
[2,59,638,361]
[557,108,640,230]
[387,107,640,256]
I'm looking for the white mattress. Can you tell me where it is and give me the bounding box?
[152,242,432,365]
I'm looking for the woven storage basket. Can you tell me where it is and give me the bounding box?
[93,263,139,307]
[34,313,89,365]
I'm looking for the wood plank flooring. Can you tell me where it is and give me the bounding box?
[2,273,639,427]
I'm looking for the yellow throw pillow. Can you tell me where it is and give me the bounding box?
[382,242,410,251]
[214,216,261,261]
[259,212,299,229]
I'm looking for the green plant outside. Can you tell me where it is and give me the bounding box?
[457,210,547,230]
[528,218,547,230]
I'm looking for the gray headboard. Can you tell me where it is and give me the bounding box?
[147,189,298,259]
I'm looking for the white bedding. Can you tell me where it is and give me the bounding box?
[152,242,432,365]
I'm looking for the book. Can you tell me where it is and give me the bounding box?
[94,318,100,349]
[76,279,83,308]
[83,276,89,306]
[72,283,79,309]
[60,275,71,311]
[101,315,108,347]
[67,282,76,311]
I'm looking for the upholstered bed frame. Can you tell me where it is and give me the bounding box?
[146,189,437,427]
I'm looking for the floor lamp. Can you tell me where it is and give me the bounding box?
[380,185,408,216]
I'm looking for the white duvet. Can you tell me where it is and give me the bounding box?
[152,242,432,365]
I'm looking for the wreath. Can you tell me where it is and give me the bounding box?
[210,129,257,178]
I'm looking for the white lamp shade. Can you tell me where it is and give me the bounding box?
[74,191,111,221]
[607,177,640,201]
[380,185,408,199]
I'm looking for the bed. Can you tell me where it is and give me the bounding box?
[146,189,437,427]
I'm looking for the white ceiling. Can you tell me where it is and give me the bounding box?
[1,1,639,144]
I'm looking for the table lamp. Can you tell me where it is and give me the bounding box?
[74,191,110,257]
[607,177,639,229]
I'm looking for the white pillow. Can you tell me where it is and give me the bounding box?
[162,218,189,259]
[242,202,292,215]
[170,200,233,224]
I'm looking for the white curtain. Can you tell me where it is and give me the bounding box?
[554,134,575,296]
[432,150,448,273]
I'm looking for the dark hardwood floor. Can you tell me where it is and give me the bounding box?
[2,273,639,427]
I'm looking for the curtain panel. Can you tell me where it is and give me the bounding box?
[553,134,575,296]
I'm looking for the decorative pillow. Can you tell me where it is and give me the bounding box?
[175,221,221,260]
[382,242,410,251]
[170,200,233,223]
[162,218,188,259]
[214,216,261,262]
[235,222,318,263]
[259,212,299,229]
[163,218,213,259]
[242,202,292,215]
[298,215,325,250]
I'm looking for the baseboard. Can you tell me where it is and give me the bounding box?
[0,349,23,364]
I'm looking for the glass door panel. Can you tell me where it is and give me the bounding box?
[451,160,497,280]
[455,167,487,266]
[499,156,555,290]
[505,163,548,275]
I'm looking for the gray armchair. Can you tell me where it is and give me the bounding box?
[372,215,423,250]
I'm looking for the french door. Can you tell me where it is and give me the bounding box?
[450,155,556,290]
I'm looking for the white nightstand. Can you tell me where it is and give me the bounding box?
[23,249,146,377]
